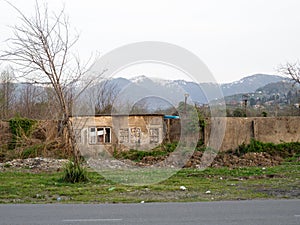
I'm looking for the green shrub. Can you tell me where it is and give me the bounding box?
[262,111,268,117]
[9,116,36,137]
[233,108,246,117]
[163,142,178,153]
[21,144,44,159]
[61,161,89,183]
[235,139,300,158]
[115,142,178,162]
[8,116,37,150]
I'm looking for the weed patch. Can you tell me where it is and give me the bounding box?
[115,142,178,162]
[61,161,89,183]
[234,139,300,159]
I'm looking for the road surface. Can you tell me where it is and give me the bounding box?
[0,200,299,225]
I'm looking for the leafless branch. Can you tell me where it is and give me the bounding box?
[278,61,300,86]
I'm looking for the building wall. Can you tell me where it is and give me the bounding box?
[72,115,165,156]
[203,117,300,151]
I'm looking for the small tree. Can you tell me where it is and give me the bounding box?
[279,61,300,116]
[232,108,246,117]
[92,80,118,114]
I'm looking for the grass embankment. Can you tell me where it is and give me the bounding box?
[0,162,299,203]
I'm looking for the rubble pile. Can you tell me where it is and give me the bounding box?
[0,152,288,172]
[0,157,69,172]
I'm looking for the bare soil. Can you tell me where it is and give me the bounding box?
[140,151,285,168]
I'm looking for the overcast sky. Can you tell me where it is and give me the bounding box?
[1,0,300,83]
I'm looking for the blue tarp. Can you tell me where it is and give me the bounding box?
[164,115,180,119]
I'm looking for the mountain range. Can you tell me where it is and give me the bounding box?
[8,73,290,113]
[107,74,286,107]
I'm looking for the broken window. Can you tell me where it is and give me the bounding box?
[149,128,159,143]
[96,127,104,143]
[89,127,96,144]
[105,127,111,143]
[119,128,129,143]
[89,127,111,144]
[119,127,141,144]
[130,127,141,144]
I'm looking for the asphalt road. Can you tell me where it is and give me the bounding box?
[0,200,299,225]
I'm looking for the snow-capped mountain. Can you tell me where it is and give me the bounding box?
[90,74,285,111]
[114,74,284,102]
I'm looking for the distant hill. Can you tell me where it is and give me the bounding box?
[107,74,285,105]
[221,74,284,96]
[256,80,299,95]
[225,79,299,106]
[8,74,286,112]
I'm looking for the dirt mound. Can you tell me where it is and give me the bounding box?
[211,152,283,168]
[139,151,284,168]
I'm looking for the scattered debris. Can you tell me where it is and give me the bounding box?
[108,187,116,192]
[0,157,69,172]
[135,151,284,168]
[180,186,187,191]
[0,150,287,173]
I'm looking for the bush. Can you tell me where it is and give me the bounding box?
[9,116,36,137]
[21,144,44,158]
[115,142,178,162]
[232,108,246,117]
[61,161,88,183]
[235,139,300,158]
[8,116,37,150]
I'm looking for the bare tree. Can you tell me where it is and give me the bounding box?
[0,67,16,119]
[278,61,300,84]
[0,2,100,165]
[16,82,46,119]
[93,80,118,114]
[278,61,300,115]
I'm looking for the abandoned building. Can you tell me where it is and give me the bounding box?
[71,114,180,155]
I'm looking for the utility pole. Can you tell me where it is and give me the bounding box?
[184,93,189,115]
[242,94,249,117]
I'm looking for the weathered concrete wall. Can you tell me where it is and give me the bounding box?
[72,115,165,155]
[253,117,300,143]
[203,117,300,151]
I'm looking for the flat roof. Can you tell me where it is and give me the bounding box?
[71,113,165,117]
